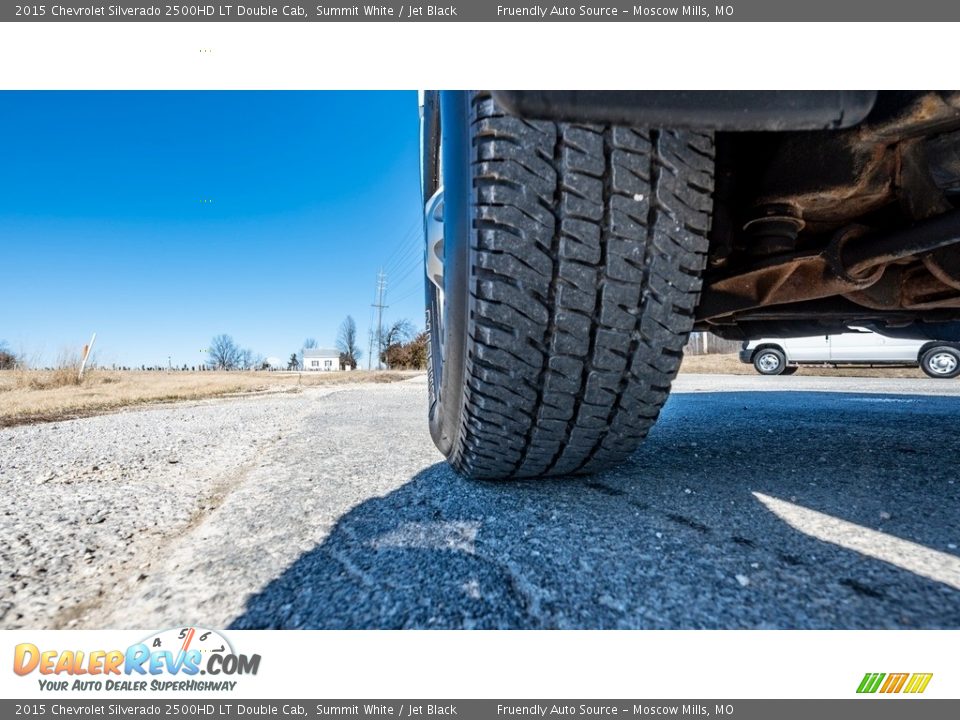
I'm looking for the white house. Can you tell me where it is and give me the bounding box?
[302,347,341,371]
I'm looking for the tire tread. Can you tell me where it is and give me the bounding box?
[452,93,714,479]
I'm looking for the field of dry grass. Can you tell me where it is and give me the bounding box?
[0,369,419,427]
[679,352,927,378]
[0,355,934,428]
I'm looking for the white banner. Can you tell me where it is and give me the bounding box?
[2,629,956,699]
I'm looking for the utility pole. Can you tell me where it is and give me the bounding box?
[367,283,375,371]
[367,327,373,371]
[371,269,388,371]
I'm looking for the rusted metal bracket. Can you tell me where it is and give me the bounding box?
[698,210,960,321]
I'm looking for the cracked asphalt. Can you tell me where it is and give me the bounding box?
[2,374,959,629]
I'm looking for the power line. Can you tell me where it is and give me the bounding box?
[382,231,423,279]
[383,220,423,272]
[379,216,419,269]
[389,283,425,306]
[384,264,424,302]
[387,257,423,297]
[366,217,425,363]
[381,218,422,277]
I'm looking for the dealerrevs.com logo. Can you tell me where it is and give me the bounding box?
[13,627,260,692]
[857,672,933,694]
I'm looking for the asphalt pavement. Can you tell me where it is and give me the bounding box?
[1,373,958,629]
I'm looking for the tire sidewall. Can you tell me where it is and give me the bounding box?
[421,91,444,446]
[426,91,473,457]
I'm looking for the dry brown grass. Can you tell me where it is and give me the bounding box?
[12,365,84,390]
[0,369,420,428]
[679,353,927,378]
[2,354,926,428]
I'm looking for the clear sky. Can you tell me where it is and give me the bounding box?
[0,91,424,368]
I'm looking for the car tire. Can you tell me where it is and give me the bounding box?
[919,345,960,379]
[753,348,787,375]
[423,91,714,479]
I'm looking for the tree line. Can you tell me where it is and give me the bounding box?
[207,314,428,372]
[0,341,17,370]
[0,316,429,373]
[377,319,427,370]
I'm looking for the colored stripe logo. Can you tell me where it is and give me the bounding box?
[857,672,933,694]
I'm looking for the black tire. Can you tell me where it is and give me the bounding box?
[424,91,714,480]
[919,345,960,379]
[753,347,787,375]
[780,366,799,376]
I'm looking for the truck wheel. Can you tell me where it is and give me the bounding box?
[920,345,960,378]
[753,348,787,375]
[423,91,714,479]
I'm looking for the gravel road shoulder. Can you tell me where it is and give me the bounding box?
[2,374,958,629]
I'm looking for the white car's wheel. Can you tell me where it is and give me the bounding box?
[753,348,786,375]
[920,345,960,379]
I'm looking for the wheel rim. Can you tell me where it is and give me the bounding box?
[424,187,445,325]
[757,352,781,373]
[926,351,958,375]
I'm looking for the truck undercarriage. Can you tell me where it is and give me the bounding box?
[495,90,960,342]
[423,90,960,479]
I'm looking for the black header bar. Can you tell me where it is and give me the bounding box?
[2,1,957,22]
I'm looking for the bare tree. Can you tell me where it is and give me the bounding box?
[0,340,16,370]
[383,319,415,348]
[300,337,317,368]
[238,348,255,370]
[207,334,242,370]
[380,319,416,369]
[336,316,362,369]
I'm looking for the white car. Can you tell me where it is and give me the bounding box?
[740,330,960,378]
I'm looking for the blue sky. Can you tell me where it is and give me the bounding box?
[0,91,424,368]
